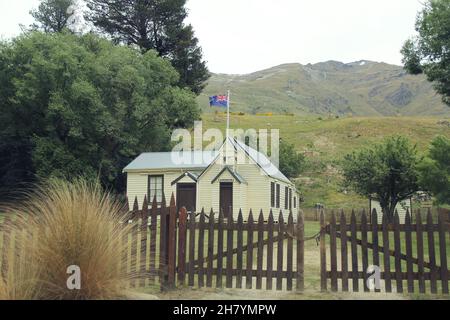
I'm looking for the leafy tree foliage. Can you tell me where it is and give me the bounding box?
[279,140,306,179]
[85,0,210,94]
[0,32,200,196]
[419,136,450,205]
[401,0,450,106]
[30,0,75,33]
[342,136,422,222]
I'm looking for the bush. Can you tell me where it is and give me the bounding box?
[0,178,134,300]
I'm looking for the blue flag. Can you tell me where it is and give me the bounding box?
[209,95,228,107]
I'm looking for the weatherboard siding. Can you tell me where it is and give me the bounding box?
[126,173,148,209]
[127,170,202,209]
[370,199,412,224]
[125,139,298,217]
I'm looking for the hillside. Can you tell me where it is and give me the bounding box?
[201,113,450,208]
[199,61,450,117]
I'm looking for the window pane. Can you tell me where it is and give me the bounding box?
[149,175,164,203]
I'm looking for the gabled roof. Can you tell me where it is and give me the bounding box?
[123,137,292,185]
[171,171,199,185]
[211,166,247,184]
[123,151,218,172]
[228,137,291,184]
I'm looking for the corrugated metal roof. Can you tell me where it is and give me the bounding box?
[123,151,218,172]
[123,138,293,185]
[229,138,292,184]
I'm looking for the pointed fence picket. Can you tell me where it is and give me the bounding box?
[2,192,445,295]
[320,208,449,294]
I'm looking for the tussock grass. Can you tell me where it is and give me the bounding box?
[0,179,135,300]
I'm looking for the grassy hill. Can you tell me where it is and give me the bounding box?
[199,61,450,117]
[201,113,450,208]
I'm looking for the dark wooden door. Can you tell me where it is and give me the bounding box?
[176,183,196,214]
[220,182,233,218]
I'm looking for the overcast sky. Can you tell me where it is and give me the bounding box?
[0,0,423,74]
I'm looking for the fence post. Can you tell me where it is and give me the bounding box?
[438,212,449,294]
[276,212,284,291]
[159,195,168,291]
[188,210,196,287]
[393,211,403,293]
[266,210,274,290]
[320,210,327,292]
[371,209,380,293]
[236,210,244,289]
[297,210,304,292]
[217,210,225,288]
[177,207,188,287]
[361,210,369,292]
[405,210,414,293]
[226,211,235,289]
[256,211,264,290]
[286,212,294,291]
[130,197,139,288]
[382,212,392,293]
[340,211,348,292]
[329,212,338,292]
[149,195,158,284]
[350,210,359,292]
[197,209,206,288]
[167,194,178,289]
[139,196,149,287]
[427,209,437,294]
[206,210,215,287]
[246,210,255,290]
[415,210,425,294]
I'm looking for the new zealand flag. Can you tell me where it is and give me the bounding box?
[209,95,228,107]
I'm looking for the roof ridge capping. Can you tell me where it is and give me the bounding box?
[227,137,291,184]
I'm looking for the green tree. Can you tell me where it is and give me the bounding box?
[85,0,210,94]
[30,0,75,33]
[0,32,200,197]
[279,140,306,179]
[401,0,450,106]
[419,136,450,205]
[342,136,422,222]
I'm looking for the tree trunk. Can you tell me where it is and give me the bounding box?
[381,203,395,224]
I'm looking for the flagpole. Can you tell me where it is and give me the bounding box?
[226,89,230,139]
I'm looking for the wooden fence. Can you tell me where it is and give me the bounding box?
[158,194,305,291]
[320,209,450,294]
[0,193,304,292]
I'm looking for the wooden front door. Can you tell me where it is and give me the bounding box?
[219,182,233,218]
[176,183,196,214]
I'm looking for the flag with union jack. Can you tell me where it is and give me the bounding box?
[209,95,228,107]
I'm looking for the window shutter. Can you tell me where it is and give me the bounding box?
[270,182,275,207]
[276,184,280,208]
[285,186,288,210]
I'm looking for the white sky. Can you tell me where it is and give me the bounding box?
[0,0,423,74]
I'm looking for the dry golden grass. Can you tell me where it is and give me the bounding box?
[0,178,135,300]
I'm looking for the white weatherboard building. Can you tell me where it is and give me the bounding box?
[123,137,299,222]
[369,198,413,224]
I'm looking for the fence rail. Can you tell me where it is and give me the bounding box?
[1,195,448,296]
[320,209,449,294]
[159,195,305,292]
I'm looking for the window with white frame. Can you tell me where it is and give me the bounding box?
[148,175,164,203]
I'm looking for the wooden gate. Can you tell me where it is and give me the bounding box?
[159,194,305,291]
[320,209,449,294]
